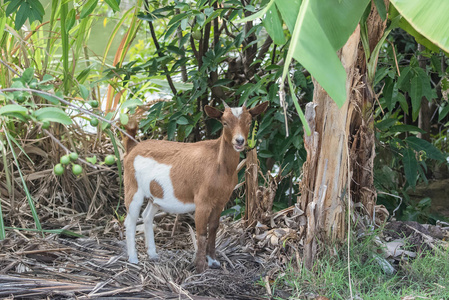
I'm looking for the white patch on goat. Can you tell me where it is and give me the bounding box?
[231,107,243,118]
[134,155,196,214]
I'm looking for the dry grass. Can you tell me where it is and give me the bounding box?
[0,213,284,299]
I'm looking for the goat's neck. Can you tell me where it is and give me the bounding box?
[216,135,240,175]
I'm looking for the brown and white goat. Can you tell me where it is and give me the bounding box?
[123,101,268,272]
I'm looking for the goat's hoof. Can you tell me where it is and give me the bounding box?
[148,253,159,261]
[128,256,139,264]
[209,260,220,269]
[207,256,221,269]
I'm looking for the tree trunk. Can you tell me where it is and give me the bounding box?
[299,3,388,269]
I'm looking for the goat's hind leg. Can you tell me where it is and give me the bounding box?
[206,207,222,269]
[143,201,159,260]
[125,190,144,264]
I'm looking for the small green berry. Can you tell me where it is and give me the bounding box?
[72,164,83,175]
[60,155,70,165]
[90,117,99,126]
[69,152,79,161]
[54,164,64,175]
[104,155,116,165]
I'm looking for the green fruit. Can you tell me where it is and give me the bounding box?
[54,164,64,175]
[72,164,83,175]
[89,100,99,108]
[192,29,202,40]
[16,94,26,103]
[69,152,79,161]
[104,155,116,165]
[90,117,99,126]
[42,121,50,129]
[60,155,70,165]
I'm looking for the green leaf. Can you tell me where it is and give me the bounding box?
[391,0,449,52]
[79,84,89,100]
[212,79,233,87]
[6,0,22,16]
[405,136,446,161]
[438,104,449,122]
[168,12,188,27]
[0,105,28,115]
[288,76,310,135]
[36,92,60,104]
[34,107,72,125]
[409,74,422,121]
[279,0,370,107]
[151,78,193,91]
[15,1,31,30]
[120,113,129,125]
[375,118,397,131]
[195,12,205,26]
[121,99,143,110]
[397,66,412,89]
[28,0,44,22]
[167,120,176,141]
[373,0,387,21]
[65,8,76,32]
[104,0,120,12]
[263,5,285,45]
[275,0,301,33]
[390,125,425,134]
[402,147,418,187]
[237,0,275,23]
[80,0,98,19]
[22,67,34,83]
[101,112,114,130]
[176,116,190,125]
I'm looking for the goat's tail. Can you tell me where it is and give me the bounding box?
[124,117,138,152]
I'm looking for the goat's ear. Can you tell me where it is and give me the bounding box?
[204,105,223,120]
[249,102,269,118]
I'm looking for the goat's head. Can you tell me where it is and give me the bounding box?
[204,101,268,152]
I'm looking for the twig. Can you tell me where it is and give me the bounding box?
[0,58,19,75]
[378,191,402,218]
[388,40,401,76]
[0,88,138,144]
[263,275,272,297]
[146,17,178,96]
[278,80,290,137]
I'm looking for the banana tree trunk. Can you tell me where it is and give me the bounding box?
[299,3,388,269]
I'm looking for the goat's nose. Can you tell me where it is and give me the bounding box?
[236,137,245,146]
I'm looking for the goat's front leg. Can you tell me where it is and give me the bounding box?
[194,205,211,273]
[142,202,159,260]
[124,190,144,264]
[206,206,222,269]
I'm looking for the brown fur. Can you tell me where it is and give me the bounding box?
[150,180,164,199]
[123,102,268,272]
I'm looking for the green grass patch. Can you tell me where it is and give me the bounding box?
[265,233,449,299]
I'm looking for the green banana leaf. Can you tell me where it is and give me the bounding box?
[391,0,449,53]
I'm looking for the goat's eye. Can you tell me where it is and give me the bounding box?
[223,122,228,126]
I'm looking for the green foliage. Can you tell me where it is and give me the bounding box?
[265,231,449,299]
[373,23,449,222]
